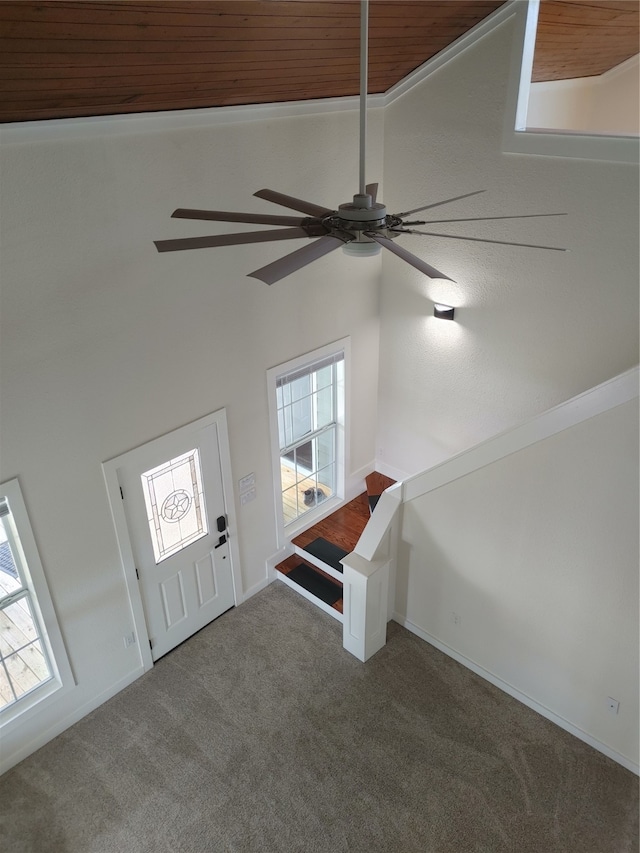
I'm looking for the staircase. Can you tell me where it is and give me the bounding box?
[275,473,396,620]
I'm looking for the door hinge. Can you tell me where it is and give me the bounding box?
[120,486,124,500]
[135,567,139,580]
[149,639,153,650]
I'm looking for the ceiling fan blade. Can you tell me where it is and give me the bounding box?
[248,235,346,286]
[368,234,454,281]
[366,183,378,203]
[253,189,334,218]
[395,190,487,219]
[402,229,567,252]
[414,213,568,225]
[171,208,308,227]
[154,227,309,253]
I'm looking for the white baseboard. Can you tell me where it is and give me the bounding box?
[374,459,412,483]
[241,575,274,603]
[393,613,639,776]
[265,545,294,583]
[0,667,145,776]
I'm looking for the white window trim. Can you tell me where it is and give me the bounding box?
[0,479,75,731]
[502,0,639,164]
[267,337,350,548]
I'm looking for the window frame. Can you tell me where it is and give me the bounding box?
[0,479,74,730]
[267,338,349,547]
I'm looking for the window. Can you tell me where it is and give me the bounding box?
[503,0,639,163]
[141,448,208,564]
[268,340,348,535]
[0,480,73,725]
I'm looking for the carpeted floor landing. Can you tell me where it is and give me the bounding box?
[1,582,637,853]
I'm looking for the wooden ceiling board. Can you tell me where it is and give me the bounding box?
[0,0,504,122]
[532,0,640,82]
[2,0,636,123]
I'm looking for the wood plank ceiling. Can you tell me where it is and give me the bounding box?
[533,0,639,82]
[0,0,637,124]
[0,0,505,122]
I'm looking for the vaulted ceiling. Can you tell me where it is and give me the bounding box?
[0,0,638,123]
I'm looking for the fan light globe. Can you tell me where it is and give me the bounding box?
[342,242,381,257]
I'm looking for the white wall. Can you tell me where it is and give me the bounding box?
[378,13,639,479]
[0,107,383,768]
[396,397,639,769]
[528,55,640,136]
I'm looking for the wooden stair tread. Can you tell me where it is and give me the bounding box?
[365,472,396,499]
[292,492,369,554]
[277,473,396,619]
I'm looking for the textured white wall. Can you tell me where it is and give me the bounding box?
[592,56,640,137]
[378,15,639,479]
[0,108,383,765]
[397,399,639,767]
[527,77,595,132]
[528,55,640,136]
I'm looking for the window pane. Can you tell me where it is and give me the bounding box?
[141,448,208,564]
[272,347,344,525]
[316,464,335,495]
[314,385,334,430]
[0,529,22,598]
[281,485,300,526]
[0,663,14,706]
[316,428,335,471]
[1,597,38,647]
[298,476,324,508]
[314,364,333,390]
[293,440,313,473]
[0,597,52,709]
[290,398,312,444]
[4,640,49,703]
[290,374,311,403]
[277,408,286,450]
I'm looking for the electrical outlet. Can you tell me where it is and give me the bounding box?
[606,697,620,715]
[451,611,460,626]
[123,632,136,649]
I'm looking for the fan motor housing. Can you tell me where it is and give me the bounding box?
[334,201,387,232]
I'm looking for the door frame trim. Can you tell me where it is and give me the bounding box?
[102,408,242,672]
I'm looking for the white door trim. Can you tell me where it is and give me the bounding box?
[102,408,242,672]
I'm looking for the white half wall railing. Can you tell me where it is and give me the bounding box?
[403,366,638,504]
[342,482,402,662]
[342,365,638,666]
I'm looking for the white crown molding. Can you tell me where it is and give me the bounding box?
[0,94,384,145]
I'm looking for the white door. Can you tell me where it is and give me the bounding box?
[115,417,235,661]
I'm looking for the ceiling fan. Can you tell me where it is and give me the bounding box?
[154,1,565,286]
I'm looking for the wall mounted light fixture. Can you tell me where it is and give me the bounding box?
[433,303,455,320]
